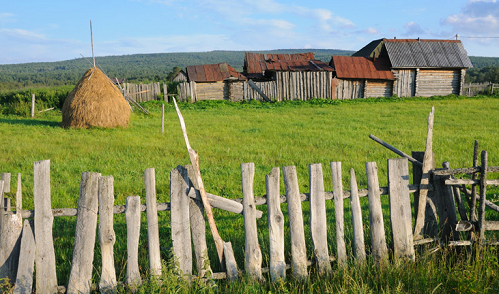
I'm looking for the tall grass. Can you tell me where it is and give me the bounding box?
[1,95,499,292]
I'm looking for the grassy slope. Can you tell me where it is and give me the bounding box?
[1,96,499,292]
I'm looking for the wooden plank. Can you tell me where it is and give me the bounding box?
[186,165,212,278]
[331,162,346,266]
[412,151,438,238]
[484,221,499,231]
[349,168,366,262]
[433,164,459,243]
[366,162,388,264]
[478,151,488,242]
[443,162,468,222]
[144,168,161,278]
[126,196,142,290]
[471,140,480,222]
[414,106,435,240]
[309,163,332,275]
[0,211,22,283]
[266,167,285,281]
[0,173,10,193]
[282,166,307,279]
[445,179,499,185]
[67,172,101,294]
[388,158,415,261]
[432,165,499,176]
[13,220,35,294]
[369,134,422,166]
[170,166,192,277]
[247,80,271,102]
[34,160,58,294]
[241,162,263,281]
[15,173,21,213]
[223,242,238,281]
[98,176,117,293]
[187,188,263,218]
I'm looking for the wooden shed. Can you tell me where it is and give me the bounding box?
[179,63,247,101]
[350,38,473,97]
[243,52,334,100]
[172,70,187,82]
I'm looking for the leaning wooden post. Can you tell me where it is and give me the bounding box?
[34,160,58,294]
[414,106,435,240]
[145,168,162,278]
[170,166,192,277]
[98,176,117,293]
[309,163,332,275]
[241,162,263,281]
[67,172,101,294]
[350,168,366,262]
[388,158,415,262]
[478,150,488,243]
[125,196,142,290]
[366,162,388,265]
[13,220,35,294]
[331,162,346,266]
[266,167,285,281]
[283,166,308,279]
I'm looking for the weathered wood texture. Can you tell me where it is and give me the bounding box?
[266,167,285,281]
[349,168,366,261]
[170,166,192,277]
[478,151,488,242]
[309,163,332,274]
[125,196,142,289]
[0,173,10,193]
[13,220,35,294]
[417,69,460,97]
[67,172,101,294]
[187,188,263,218]
[98,176,117,293]
[34,160,58,294]
[144,168,161,278]
[331,162,346,266]
[433,168,459,242]
[122,82,163,102]
[0,209,22,282]
[387,159,415,261]
[366,162,388,264]
[333,78,364,100]
[365,80,393,98]
[282,166,308,279]
[241,162,263,281]
[392,69,416,97]
[223,242,238,281]
[412,151,438,237]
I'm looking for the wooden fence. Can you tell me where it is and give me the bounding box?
[462,82,498,97]
[1,153,498,292]
[121,82,168,102]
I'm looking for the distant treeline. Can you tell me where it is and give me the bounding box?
[0,49,353,91]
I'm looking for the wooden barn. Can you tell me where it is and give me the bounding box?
[172,70,187,82]
[330,56,395,99]
[334,38,473,98]
[243,52,334,100]
[179,63,247,101]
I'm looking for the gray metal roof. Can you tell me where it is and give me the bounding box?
[384,39,473,68]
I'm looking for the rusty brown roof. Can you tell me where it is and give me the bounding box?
[244,52,332,76]
[186,63,247,82]
[331,56,395,80]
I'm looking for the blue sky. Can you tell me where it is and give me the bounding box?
[1,0,498,64]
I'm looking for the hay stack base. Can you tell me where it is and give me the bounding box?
[62,67,130,128]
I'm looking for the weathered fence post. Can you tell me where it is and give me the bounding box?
[186,165,212,278]
[433,163,459,243]
[13,220,35,294]
[161,104,165,134]
[98,176,117,293]
[470,140,479,222]
[266,167,285,281]
[366,162,388,264]
[331,162,346,266]
[443,162,468,222]
[170,166,192,277]
[388,158,415,261]
[67,172,101,294]
[125,196,142,290]
[145,168,162,278]
[0,173,10,193]
[350,168,366,262]
[241,162,263,281]
[478,150,488,242]
[412,151,438,238]
[223,242,238,281]
[34,159,58,294]
[309,163,332,275]
[31,94,35,118]
[283,166,308,279]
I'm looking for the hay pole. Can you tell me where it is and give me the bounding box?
[172,97,226,268]
[369,134,422,167]
[90,20,95,68]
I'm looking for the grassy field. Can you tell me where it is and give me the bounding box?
[1,96,499,293]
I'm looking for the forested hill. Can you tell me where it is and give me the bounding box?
[0,49,353,90]
[1,49,498,91]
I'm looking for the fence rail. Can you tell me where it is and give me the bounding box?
[0,152,498,292]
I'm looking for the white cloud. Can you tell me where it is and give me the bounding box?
[442,0,499,35]
[0,13,16,23]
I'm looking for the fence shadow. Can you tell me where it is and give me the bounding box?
[0,118,60,128]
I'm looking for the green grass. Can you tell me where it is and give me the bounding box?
[1,96,499,293]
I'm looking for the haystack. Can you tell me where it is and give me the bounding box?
[62,67,130,128]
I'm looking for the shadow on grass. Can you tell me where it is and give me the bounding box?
[0,118,61,128]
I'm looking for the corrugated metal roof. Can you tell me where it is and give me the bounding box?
[244,52,332,76]
[331,56,395,80]
[384,39,472,68]
[186,63,247,82]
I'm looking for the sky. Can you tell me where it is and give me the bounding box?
[1,0,499,64]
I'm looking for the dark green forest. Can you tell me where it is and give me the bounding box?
[0,49,354,91]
